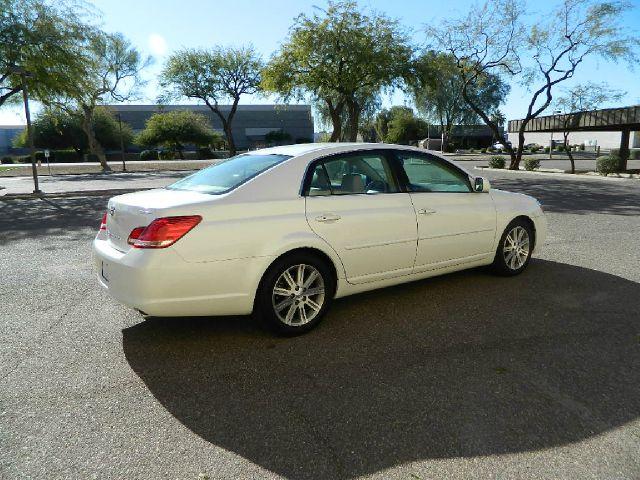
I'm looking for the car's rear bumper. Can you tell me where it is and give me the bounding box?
[93,237,267,317]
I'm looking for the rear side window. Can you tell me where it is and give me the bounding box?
[397,153,471,193]
[307,152,399,196]
[167,154,290,194]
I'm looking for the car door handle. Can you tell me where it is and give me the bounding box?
[315,213,341,223]
[417,208,436,215]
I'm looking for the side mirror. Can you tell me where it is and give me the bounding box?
[474,176,490,192]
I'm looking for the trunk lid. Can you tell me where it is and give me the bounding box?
[105,188,214,252]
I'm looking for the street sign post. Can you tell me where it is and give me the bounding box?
[44,149,52,176]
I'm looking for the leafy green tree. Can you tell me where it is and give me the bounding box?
[0,0,91,108]
[383,107,429,145]
[410,51,509,144]
[160,46,263,156]
[13,107,133,158]
[430,0,639,169]
[372,106,413,142]
[46,31,148,171]
[264,130,292,146]
[136,110,217,159]
[262,1,412,141]
[314,90,381,141]
[554,82,624,172]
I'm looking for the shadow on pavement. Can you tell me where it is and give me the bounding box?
[486,176,640,216]
[123,260,640,479]
[0,196,108,245]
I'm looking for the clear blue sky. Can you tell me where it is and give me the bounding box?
[2,0,639,128]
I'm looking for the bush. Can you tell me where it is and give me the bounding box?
[524,158,541,171]
[1,156,15,164]
[488,155,506,169]
[529,145,540,153]
[444,143,456,153]
[480,148,487,153]
[58,150,83,163]
[158,149,175,160]
[556,144,565,152]
[543,146,550,153]
[610,148,620,157]
[295,137,313,144]
[596,155,621,176]
[196,147,214,159]
[33,150,83,163]
[139,149,158,161]
[579,144,585,151]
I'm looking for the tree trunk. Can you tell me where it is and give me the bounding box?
[461,82,517,166]
[346,99,360,142]
[205,99,237,156]
[81,105,110,172]
[512,130,527,170]
[564,132,575,174]
[327,99,344,142]
[618,128,630,172]
[222,121,235,156]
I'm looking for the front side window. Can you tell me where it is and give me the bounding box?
[308,152,398,196]
[397,153,471,193]
[167,154,290,194]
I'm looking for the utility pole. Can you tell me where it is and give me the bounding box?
[117,113,126,172]
[20,71,41,194]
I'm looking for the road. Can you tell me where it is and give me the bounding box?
[1,170,639,479]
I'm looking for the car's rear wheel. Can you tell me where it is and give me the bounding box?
[492,219,534,276]
[257,252,334,335]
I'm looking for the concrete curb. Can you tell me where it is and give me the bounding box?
[475,166,640,182]
[0,188,145,201]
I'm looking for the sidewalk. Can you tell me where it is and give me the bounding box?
[0,159,213,177]
[0,170,190,198]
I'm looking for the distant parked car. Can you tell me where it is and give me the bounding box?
[94,143,546,335]
[492,141,512,151]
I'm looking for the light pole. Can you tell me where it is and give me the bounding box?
[116,113,126,172]
[17,69,41,194]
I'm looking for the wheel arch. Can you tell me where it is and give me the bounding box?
[511,215,536,249]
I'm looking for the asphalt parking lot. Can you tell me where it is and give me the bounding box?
[1,171,639,479]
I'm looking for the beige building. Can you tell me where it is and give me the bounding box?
[507,130,639,150]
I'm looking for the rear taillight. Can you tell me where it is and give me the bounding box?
[127,215,202,249]
[99,212,108,231]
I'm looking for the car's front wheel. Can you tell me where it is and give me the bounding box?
[492,219,534,276]
[256,252,334,335]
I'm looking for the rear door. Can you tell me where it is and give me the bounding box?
[393,151,496,270]
[304,150,418,284]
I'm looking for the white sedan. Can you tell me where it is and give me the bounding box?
[94,143,546,334]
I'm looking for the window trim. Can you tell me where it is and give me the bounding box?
[301,149,403,197]
[390,150,474,194]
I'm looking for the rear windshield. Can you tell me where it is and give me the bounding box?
[167,154,291,195]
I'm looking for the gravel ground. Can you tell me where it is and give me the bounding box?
[0,170,639,479]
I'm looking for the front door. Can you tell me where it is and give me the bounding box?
[394,151,497,270]
[304,151,417,284]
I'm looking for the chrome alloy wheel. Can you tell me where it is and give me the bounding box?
[272,264,326,326]
[503,225,530,270]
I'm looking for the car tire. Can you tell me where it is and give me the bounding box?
[491,218,534,276]
[256,252,335,336]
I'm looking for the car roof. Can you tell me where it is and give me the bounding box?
[251,142,425,158]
